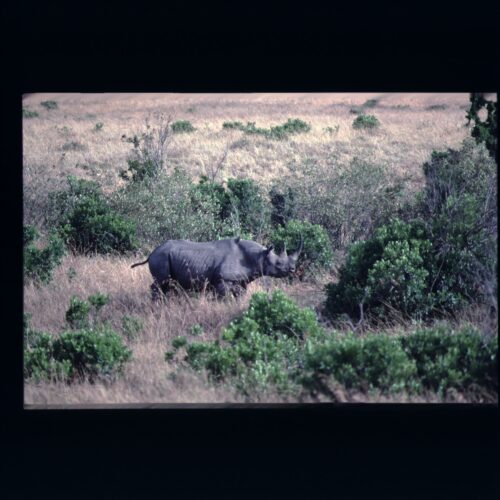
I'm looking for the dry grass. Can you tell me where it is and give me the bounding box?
[23,93,472,192]
[23,93,493,405]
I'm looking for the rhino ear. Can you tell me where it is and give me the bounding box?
[234,236,241,244]
[265,245,274,254]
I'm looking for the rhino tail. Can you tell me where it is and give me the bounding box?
[131,257,149,269]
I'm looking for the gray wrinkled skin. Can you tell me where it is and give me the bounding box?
[131,237,302,299]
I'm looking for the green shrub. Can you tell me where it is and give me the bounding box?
[171,120,196,133]
[270,220,333,275]
[94,122,104,132]
[191,175,232,221]
[120,115,172,181]
[418,139,497,309]
[24,331,72,382]
[172,336,188,349]
[352,114,380,130]
[24,225,66,285]
[65,293,109,329]
[326,139,497,321]
[400,325,497,394]
[466,93,497,160]
[50,176,137,254]
[62,141,86,151]
[269,185,298,227]
[363,99,379,108]
[222,121,244,130]
[25,298,131,383]
[222,118,310,140]
[23,108,39,118]
[325,219,435,321]
[287,158,408,248]
[113,168,230,247]
[303,332,419,394]
[52,326,131,381]
[226,178,270,239]
[179,291,325,395]
[40,100,58,110]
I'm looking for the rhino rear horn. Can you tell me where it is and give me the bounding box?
[279,243,287,258]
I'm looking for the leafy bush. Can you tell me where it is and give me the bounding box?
[302,332,419,394]
[171,120,196,133]
[113,168,230,247]
[191,175,232,221]
[62,141,86,151]
[325,219,436,321]
[178,291,324,395]
[50,176,137,254]
[400,325,497,394]
[352,114,380,130]
[94,122,104,132]
[23,108,39,118]
[326,139,497,321]
[24,225,66,284]
[226,178,270,239]
[65,293,109,329]
[222,118,310,140]
[24,300,131,383]
[40,100,58,110]
[269,185,298,227]
[120,115,173,181]
[222,121,244,129]
[52,326,131,381]
[286,158,408,248]
[466,93,497,160]
[363,99,379,108]
[270,220,333,275]
[418,139,497,309]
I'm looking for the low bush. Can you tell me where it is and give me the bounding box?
[269,184,298,227]
[40,100,58,110]
[287,158,408,248]
[24,299,131,383]
[352,114,380,130]
[65,293,109,329]
[52,326,131,382]
[50,176,137,254]
[466,93,497,160]
[93,122,104,132]
[113,168,230,247]
[222,118,310,140]
[302,332,419,394]
[24,225,66,285]
[177,291,324,395]
[165,290,496,399]
[400,325,497,395]
[62,141,86,151]
[325,218,435,321]
[270,220,333,276]
[23,108,39,118]
[226,178,270,239]
[326,139,497,321]
[418,139,497,310]
[120,114,173,181]
[171,120,196,133]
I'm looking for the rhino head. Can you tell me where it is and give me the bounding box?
[262,236,303,278]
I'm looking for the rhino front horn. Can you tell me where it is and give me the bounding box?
[290,234,303,259]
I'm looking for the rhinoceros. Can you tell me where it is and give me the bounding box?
[131,237,302,299]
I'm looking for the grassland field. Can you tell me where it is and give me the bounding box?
[24,92,493,405]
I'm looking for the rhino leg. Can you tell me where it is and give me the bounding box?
[151,280,171,302]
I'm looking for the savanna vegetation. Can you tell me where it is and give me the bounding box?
[23,93,497,404]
